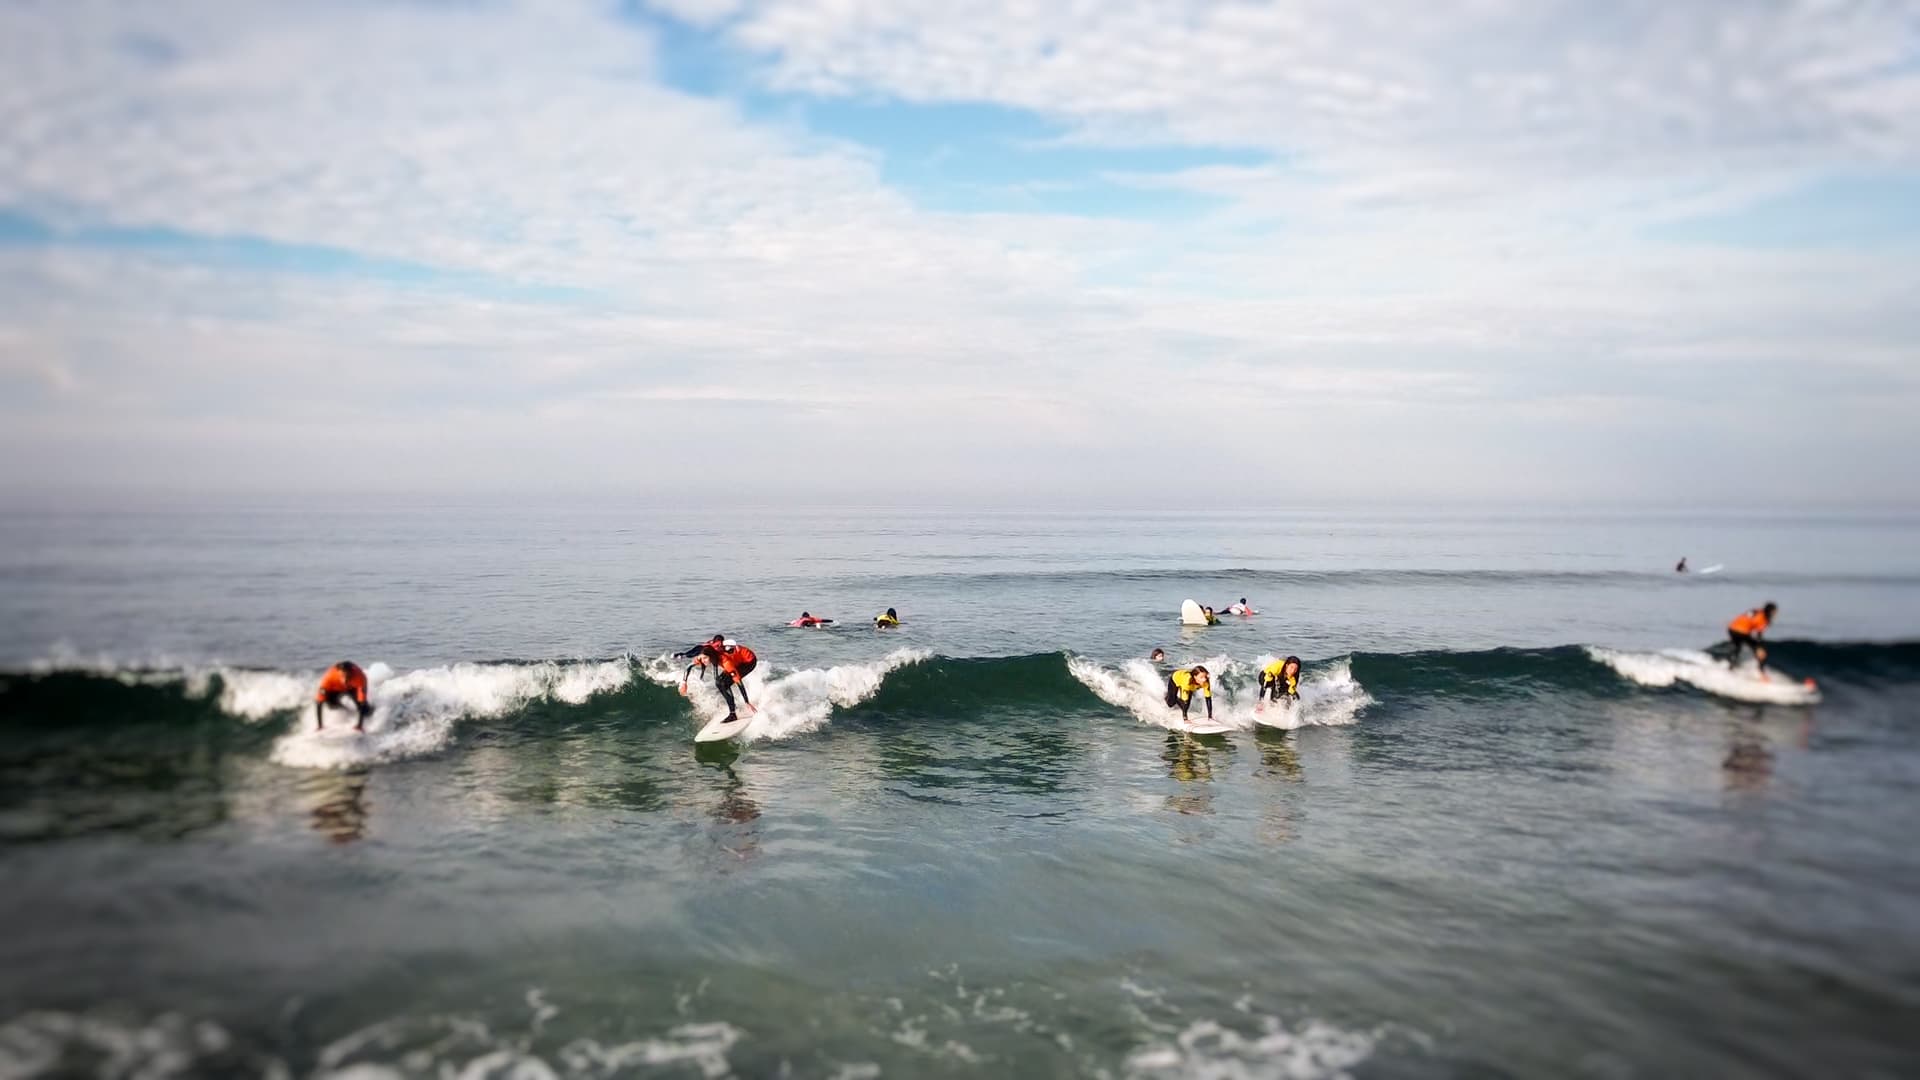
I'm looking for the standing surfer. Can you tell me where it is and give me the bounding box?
[1164,666,1214,723]
[1726,603,1778,674]
[314,661,372,732]
[1675,557,1688,573]
[677,635,760,723]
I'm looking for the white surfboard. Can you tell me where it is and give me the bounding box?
[1253,701,1295,728]
[1180,599,1211,626]
[1179,719,1234,735]
[694,711,755,743]
[1698,564,1724,575]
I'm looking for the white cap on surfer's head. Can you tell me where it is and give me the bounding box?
[723,638,737,647]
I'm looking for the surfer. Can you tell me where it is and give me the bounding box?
[1149,648,1166,663]
[676,635,759,722]
[1201,605,1220,626]
[1675,557,1688,573]
[1164,666,1214,723]
[1224,598,1257,616]
[313,661,372,732]
[1259,656,1302,706]
[1726,603,1778,674]
[874,608,901,628]
[791,612,834,628]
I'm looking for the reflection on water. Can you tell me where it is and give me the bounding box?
[1163,732,1218,784]
[305,770,369,844]
[713,769,761,826]
[1722,734,1774,793]
[1721,710,1815,795]
[696,755,764,863]
[1163,733,1223,818]
[1254,729,1303,845]
[1255,728,1303,782]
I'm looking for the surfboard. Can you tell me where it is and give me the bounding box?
[1180,599,1210,626]
[1180,720,1233,735]
[1699,564,1724,575]
[694,712,754,743]
[1253,703,1294,729]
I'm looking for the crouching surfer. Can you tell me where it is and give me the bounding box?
[314,661,372,732]
[1164,666,1213,724]
[1726,603,1777,676]
[677,635,759,723]
[1258,656,1302,710]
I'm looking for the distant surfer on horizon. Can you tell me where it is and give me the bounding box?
[1726,603,1778,675]
[1224,598,1257,616]
[1164,666,1213,723]
[1258,656,1301,709]
[874,608,901,628]
[677,635,759,723]
[791,612,834,628]
[1676,557,1688,573]
[314,661,372,732]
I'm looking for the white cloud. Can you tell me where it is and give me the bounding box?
[0,0,1916,499]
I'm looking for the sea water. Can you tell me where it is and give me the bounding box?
[2,498,1917,1077]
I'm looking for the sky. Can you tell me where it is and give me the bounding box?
[2,0,1918,503]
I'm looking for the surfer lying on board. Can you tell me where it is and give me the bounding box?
[1727,603,1777,674]
[791,612,834,628]
[1224,598,1257,616]
[677,635,759,722]
[314,661,372,732]
[1259,656,1302,707]
[1164,666,1213,722]
[874,608,901,628]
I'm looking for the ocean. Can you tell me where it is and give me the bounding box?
[2,499,1917,1078]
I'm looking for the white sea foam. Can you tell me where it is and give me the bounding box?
[1125,1017,1379,1080]
[0,1010,261,1080]
[1586,647,1821,706]
[248,660,636,769]
[1068,655,1371,732]
[648,649,931,742]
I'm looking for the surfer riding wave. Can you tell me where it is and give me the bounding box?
[677,636,759,723]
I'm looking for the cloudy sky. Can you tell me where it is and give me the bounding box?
[3,0,1917,502]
